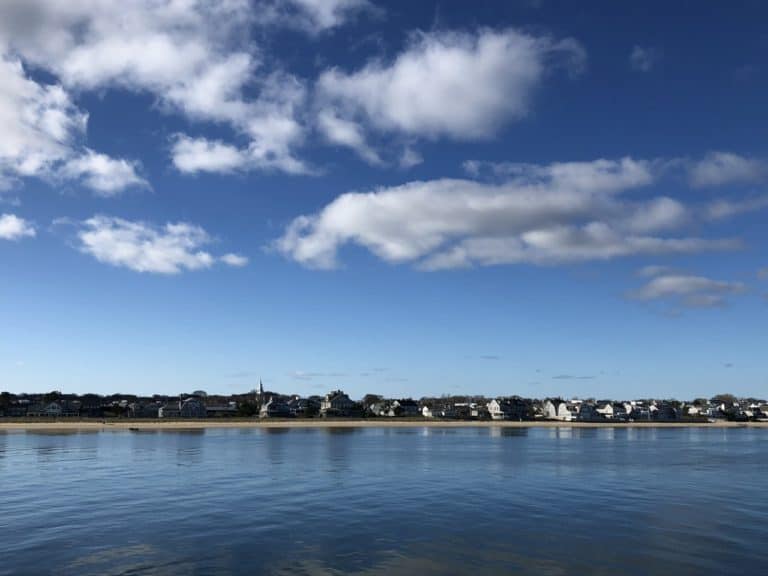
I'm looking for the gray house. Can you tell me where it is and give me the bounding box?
[320,390,355,417]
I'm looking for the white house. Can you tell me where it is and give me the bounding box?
[543,399,573,421]
[596,403,614,418]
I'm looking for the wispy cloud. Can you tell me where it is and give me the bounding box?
[631,267,746,309]
[688,152,768,188]
[629,45,660,72]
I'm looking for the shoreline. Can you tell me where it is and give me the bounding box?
[1,419,766,431]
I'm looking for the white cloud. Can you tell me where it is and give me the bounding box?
[276,157,738,270]
[317,109,382,164]
[0,213,36,240]
[315,28,585,158]
[171,136,247,174]
[0,55,147,195]
[60,150,148,196]
[637,265,674,278]
[688,152,768,188]
[281,0,374,32]
[705,195,768,220]
[221,253,249,267]
[632,270,746,308]
[0,0,311,177]
[0,55,85,186]
[76,216,222,274]
[629,45,658,72]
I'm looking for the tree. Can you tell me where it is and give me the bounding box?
[362,394,383,408]
[711,394,737,405]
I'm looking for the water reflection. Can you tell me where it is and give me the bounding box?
[0,427,765,576]
[489,426,529,438]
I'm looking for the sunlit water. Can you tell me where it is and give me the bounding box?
[1,426,765,575]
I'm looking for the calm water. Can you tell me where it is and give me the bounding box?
[1,426,766,575]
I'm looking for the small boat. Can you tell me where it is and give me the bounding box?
[129,427,140,432]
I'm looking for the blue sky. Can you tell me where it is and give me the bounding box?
[1,0,766,399]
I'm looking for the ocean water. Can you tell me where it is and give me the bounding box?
[0,426,765,575]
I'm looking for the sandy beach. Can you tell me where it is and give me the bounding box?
[1,419,766,431]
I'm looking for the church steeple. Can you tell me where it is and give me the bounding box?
[259,379,264,404]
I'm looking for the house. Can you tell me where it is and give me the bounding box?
[260,396,291,418]
[27,401,78,418]
[179,397,207,418]
[421,405,440,418]
[487,399,507,420]
[595,402,614,419]
[287,396,320,417]
[392,399,420,417]
[487,398,529,421]
[653,403,679,421]
[577,403,601,421]
[367,401,391,417]
[627,402,651,421]
[543,399,573,421]
[132,402,161,418]
[3,404,28,417]
[612,403,629,421]
[320,390,355,417]
[158,400,181,418]
[206,402,238,418]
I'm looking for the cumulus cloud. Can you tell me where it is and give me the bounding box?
[0,213,36,240]
[315,28,585,159]
[631,268,746,308]
[75,215,243,274]
[0,0,314,177]
[276,157,738,270]
[171,136,247,174]
[59,150,148,196]
[629,45,659,72]
[688,152,768,188]
[0,55,147,195]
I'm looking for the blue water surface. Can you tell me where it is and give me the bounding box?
[0,426,765,575]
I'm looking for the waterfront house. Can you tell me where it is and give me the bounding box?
[392,399,420,417]
[491,397,531,420]
[577,403,601,421]
[158,400,181,418]
[367,401,391,417]
[132,402,161,418]
[206,402,238,418]
[421,405,437,418]
[652,403,679,421]
[260,396,291,418]
[543,399,573,421]
[487,399,508,420]
[320,390,355,417]
[287,396,320,417]
[595,402,614,418]
[179,397,207,418]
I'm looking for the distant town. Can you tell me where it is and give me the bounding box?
[1,382,766,423]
